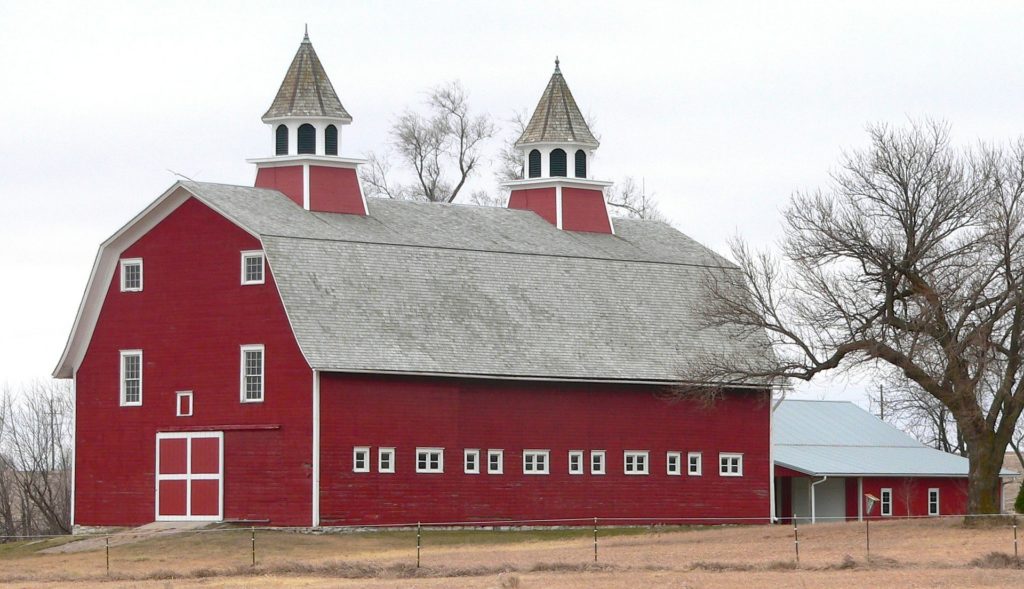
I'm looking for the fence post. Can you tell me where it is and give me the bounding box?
[793,521,799,564]
[416,522,421,569]
[593,517,598,563]
[251,527,256,567]
[105,536,110,575]
[1014,516,1018,563]
[865,518,870,556]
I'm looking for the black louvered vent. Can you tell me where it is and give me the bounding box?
[325,125,338,155]
[528,150,542,178]
[275,125,289,155]
[575,150,587,178]
[550,149,567,177]
[298,124,316,154]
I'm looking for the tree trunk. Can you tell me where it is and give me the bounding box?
[965,436,1005,515]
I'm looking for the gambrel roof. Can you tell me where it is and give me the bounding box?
[55,181,772,384]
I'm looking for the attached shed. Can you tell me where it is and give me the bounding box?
[773,400,1016,523]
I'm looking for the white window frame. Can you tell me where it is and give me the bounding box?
[522,450,550,475]
[176,391,193,417]
[240,250,265,285]
[239,344,265,403]
[568,450,584,475]
[624,450,649,475]
[120,258,143,292]
[928,488,940,516]
[119,349,143,407]
[688,452,703,476]
[719,453,743,477]
[880,488,893,517]
[378,447,395,473]
[352,446,370,473]
[415,447,444,473]
[464,449,480,474]
[666,451,681,476]
[590,450,606,475]
[487,449,504,474]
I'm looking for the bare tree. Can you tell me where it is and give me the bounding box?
[869,380,966,455]
[606,177,668,222]
[686,120,1024,515]
[362,81,495,204]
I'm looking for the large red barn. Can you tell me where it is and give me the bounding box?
[54,33,775,528]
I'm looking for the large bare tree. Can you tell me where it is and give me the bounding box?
[362,81,495,204]
[689,121,1024,514]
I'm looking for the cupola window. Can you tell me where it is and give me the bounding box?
[297,124,316,154]
[275,125,289,155]
[528,150,541,178]
[575,150,587,178]
[325,125,338,155]
[550,149,567,177]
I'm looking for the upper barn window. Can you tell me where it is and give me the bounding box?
[528,149,541,178]
[297,124,316,154]
[275,125,288,155]
[325,125,338,155]
[119,350,143,407]
[120,258,143,292]
[240,344,265,403]
[574,149,587,178]
[549,148,567,177]
[241,251,265,285]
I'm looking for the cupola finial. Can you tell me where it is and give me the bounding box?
[554,56,560,73]
[303,24,309,42]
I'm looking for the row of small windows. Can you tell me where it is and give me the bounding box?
[118,344,265,407]
[119,252,265,294]
[877,487,942,517]
[351,447,744,477]
[527,149,587,179]
[275,124,338,156]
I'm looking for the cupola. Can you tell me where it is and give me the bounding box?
[249,28,367,215]
[504,59,614,233]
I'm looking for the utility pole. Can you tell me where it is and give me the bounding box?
[878,384,885,421]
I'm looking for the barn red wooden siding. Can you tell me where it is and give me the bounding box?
[75,197,313,526]
[318,374,771,525]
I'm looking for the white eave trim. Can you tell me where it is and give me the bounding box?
[247,155,366,169]
[502,177,613,191]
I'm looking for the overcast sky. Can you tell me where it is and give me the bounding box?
[2,1,1024,406]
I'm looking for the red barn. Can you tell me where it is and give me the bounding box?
[54,33,774,528]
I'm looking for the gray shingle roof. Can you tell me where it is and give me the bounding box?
[183,181,770,383]
[516,60,599,148]
[262,33,352,122]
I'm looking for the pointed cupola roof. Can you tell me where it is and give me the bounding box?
[516,58,598,148]
[262,30,352,122]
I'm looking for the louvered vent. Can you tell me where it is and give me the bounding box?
[574,150,587,178]
[298,124,316,154]
[275,125,289,155]
[550,149,567,177]
[528,150,542,178]
[325,125,338,155]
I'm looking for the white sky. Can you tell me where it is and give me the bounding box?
[2,1,1024,407]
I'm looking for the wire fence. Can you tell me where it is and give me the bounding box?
[0,513,1020,577]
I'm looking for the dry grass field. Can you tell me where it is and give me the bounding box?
[0,517,1022,587]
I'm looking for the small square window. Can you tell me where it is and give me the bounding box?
[568,450,584,475]
[487,449,503,474]
[667,451,681,476]
[416,448,443,473]
[240,345,264,403]
[241,251,265,285]
[464,449,480,474]
[378,447,395,473]
[880,488,893,517]
[120,259,143,292]
[523,450,549,474]
[353,447,370,473]
[928,488,940,516]
[624,451,649,475]
[687,452,703,476]
[719,453,743,477]
[119,350,142,406]
[590,450,606,475]
[176,391,193,417]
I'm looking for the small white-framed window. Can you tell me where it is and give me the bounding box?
[241,251,265,285]
[240,344,264,403]
[416,448,444,473]
[719,453,743,477]
[464,449,480,474]
[624,451,649,475]
[119,350,142,406]
[590,450,606,475]
[378,447,395,473]
[353,447,370,473]
[120,258,143,292]
[175,391,193,417]
[688,452,702,476]
[880,488,893,517]
[487,449,503,474]
[568,450,584,475]
[666,451,681,476]
[523,450,550,474]
[927,488,940,516]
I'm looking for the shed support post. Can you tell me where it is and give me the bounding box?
[857,477,863,522]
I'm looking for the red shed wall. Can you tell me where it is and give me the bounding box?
[860,476,968,518]
[319,374,771,525]
[75,197,312,526]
